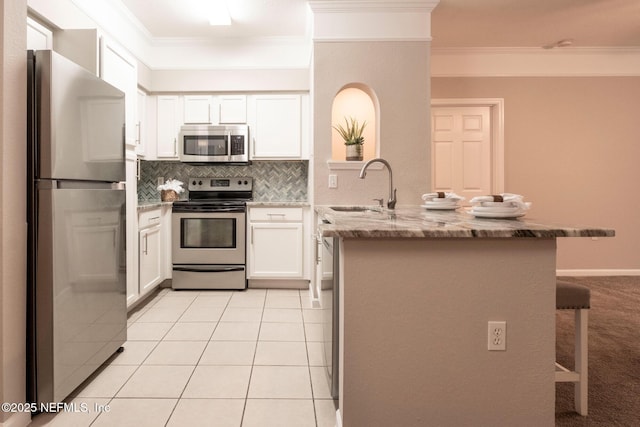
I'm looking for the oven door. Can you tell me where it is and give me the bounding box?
[172,210,245,265]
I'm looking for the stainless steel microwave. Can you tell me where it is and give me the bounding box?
[178,125,249,164]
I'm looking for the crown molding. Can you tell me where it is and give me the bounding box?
[148,35,310,48]
[431,47,640,77]
[67,0,313,71]
[308,0,440,13]
[309,0,439,41]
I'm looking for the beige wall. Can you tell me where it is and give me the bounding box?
[432,77,640,271]
[314,41,431,207]
[1,0,28,424]
[342,237,557,425]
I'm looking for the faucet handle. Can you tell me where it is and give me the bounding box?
[373,198,384,207]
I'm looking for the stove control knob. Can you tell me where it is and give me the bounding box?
[192,180,196,186]
[244,180,248,185]
[198,180,203,186]
[238,180,242,185]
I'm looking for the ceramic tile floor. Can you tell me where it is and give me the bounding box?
[30,288,337,427]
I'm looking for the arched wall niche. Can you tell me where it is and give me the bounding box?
[331,83,379,161]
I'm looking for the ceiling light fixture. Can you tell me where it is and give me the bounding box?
[208,1,231,26]
[542,38,574,49]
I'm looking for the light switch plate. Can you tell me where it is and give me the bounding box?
[328,174,338,189]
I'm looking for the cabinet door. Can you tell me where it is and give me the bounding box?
[136,90,146,156]
[249,223,304,278]
[252,94,302,158]
[219,95,247,123]
[184,95,212,124]
[139,224,162,295]
[156,96,180,159]
[27,17,52,50]
[126,156,139,307]
[100,38,137,151]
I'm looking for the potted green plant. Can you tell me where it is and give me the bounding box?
[333,116,367,161]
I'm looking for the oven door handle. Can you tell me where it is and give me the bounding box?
[173,266,245,273]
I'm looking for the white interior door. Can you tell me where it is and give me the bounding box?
[431,105,492,203]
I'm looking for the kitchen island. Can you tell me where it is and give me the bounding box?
[315,206,613,427]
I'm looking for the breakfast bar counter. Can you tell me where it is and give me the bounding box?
[315,205,613,427]
[315,205,614,239]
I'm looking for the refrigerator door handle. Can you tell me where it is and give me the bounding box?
[36,180,125,190]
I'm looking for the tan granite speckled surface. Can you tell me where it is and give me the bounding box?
[247,201,310,207]
[316,205,615,239]
[137,201,174,212]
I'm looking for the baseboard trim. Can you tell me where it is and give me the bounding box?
[557,269,640,277]
[247,279,309,290]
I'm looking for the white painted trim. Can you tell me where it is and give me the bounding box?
[308,0,440,13]
[309,0,438,41]
[336,408,343,427]
[431,47,640,77]
[556,269,640,277]
[431,98,505,194]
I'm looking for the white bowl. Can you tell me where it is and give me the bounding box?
[480,201,514,207]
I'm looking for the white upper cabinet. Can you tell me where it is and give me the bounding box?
[156,95,181,159]
[219,95,247,123]
[135,89,146,157]
[249,94,308,159]
[27,18,52,50]
[147,92,309,161]
[99,37,138,151]
[183,95,213,124]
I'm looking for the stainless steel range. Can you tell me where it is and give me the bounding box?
[171,177,252,290]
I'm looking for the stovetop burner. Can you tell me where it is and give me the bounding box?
[172,176,253,212]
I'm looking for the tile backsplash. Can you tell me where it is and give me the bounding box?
[138,160,308,203]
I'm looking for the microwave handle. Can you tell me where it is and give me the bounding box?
[226,131,231,155]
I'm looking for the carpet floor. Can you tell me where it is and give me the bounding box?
[555,276,640,426]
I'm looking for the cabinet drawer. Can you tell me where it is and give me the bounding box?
[249,207,303,222]
[138,209,162,229]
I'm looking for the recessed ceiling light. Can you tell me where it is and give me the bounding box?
[208,1,231,26]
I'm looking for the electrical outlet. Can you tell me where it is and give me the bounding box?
[488,321,507,351]
[157,177,164,186]
[328,174,338,189]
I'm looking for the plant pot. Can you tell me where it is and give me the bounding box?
[160,189,180,202]
[345,144,363,161]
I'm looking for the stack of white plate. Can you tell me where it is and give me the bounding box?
[469,201,528,218]
[421,198,461,210]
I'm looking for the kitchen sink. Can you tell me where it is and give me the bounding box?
[329,206,382,213]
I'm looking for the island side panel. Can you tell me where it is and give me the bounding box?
[340,237,557,427]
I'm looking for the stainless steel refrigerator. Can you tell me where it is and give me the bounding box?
[26,50,127,406]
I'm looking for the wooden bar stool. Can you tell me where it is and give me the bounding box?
[556,280,590,416]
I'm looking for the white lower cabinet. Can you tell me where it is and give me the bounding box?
[139,223,162,294]
[130,207,164,308]
[248,207,306,279]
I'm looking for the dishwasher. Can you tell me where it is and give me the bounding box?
[320,229,339,402]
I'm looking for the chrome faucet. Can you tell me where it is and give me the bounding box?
[359,158,397,209]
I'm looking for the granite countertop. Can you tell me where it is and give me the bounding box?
[138,200,308,211]
[137,201,175,211]
[316,205,615,239]
[247,201,310,207]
